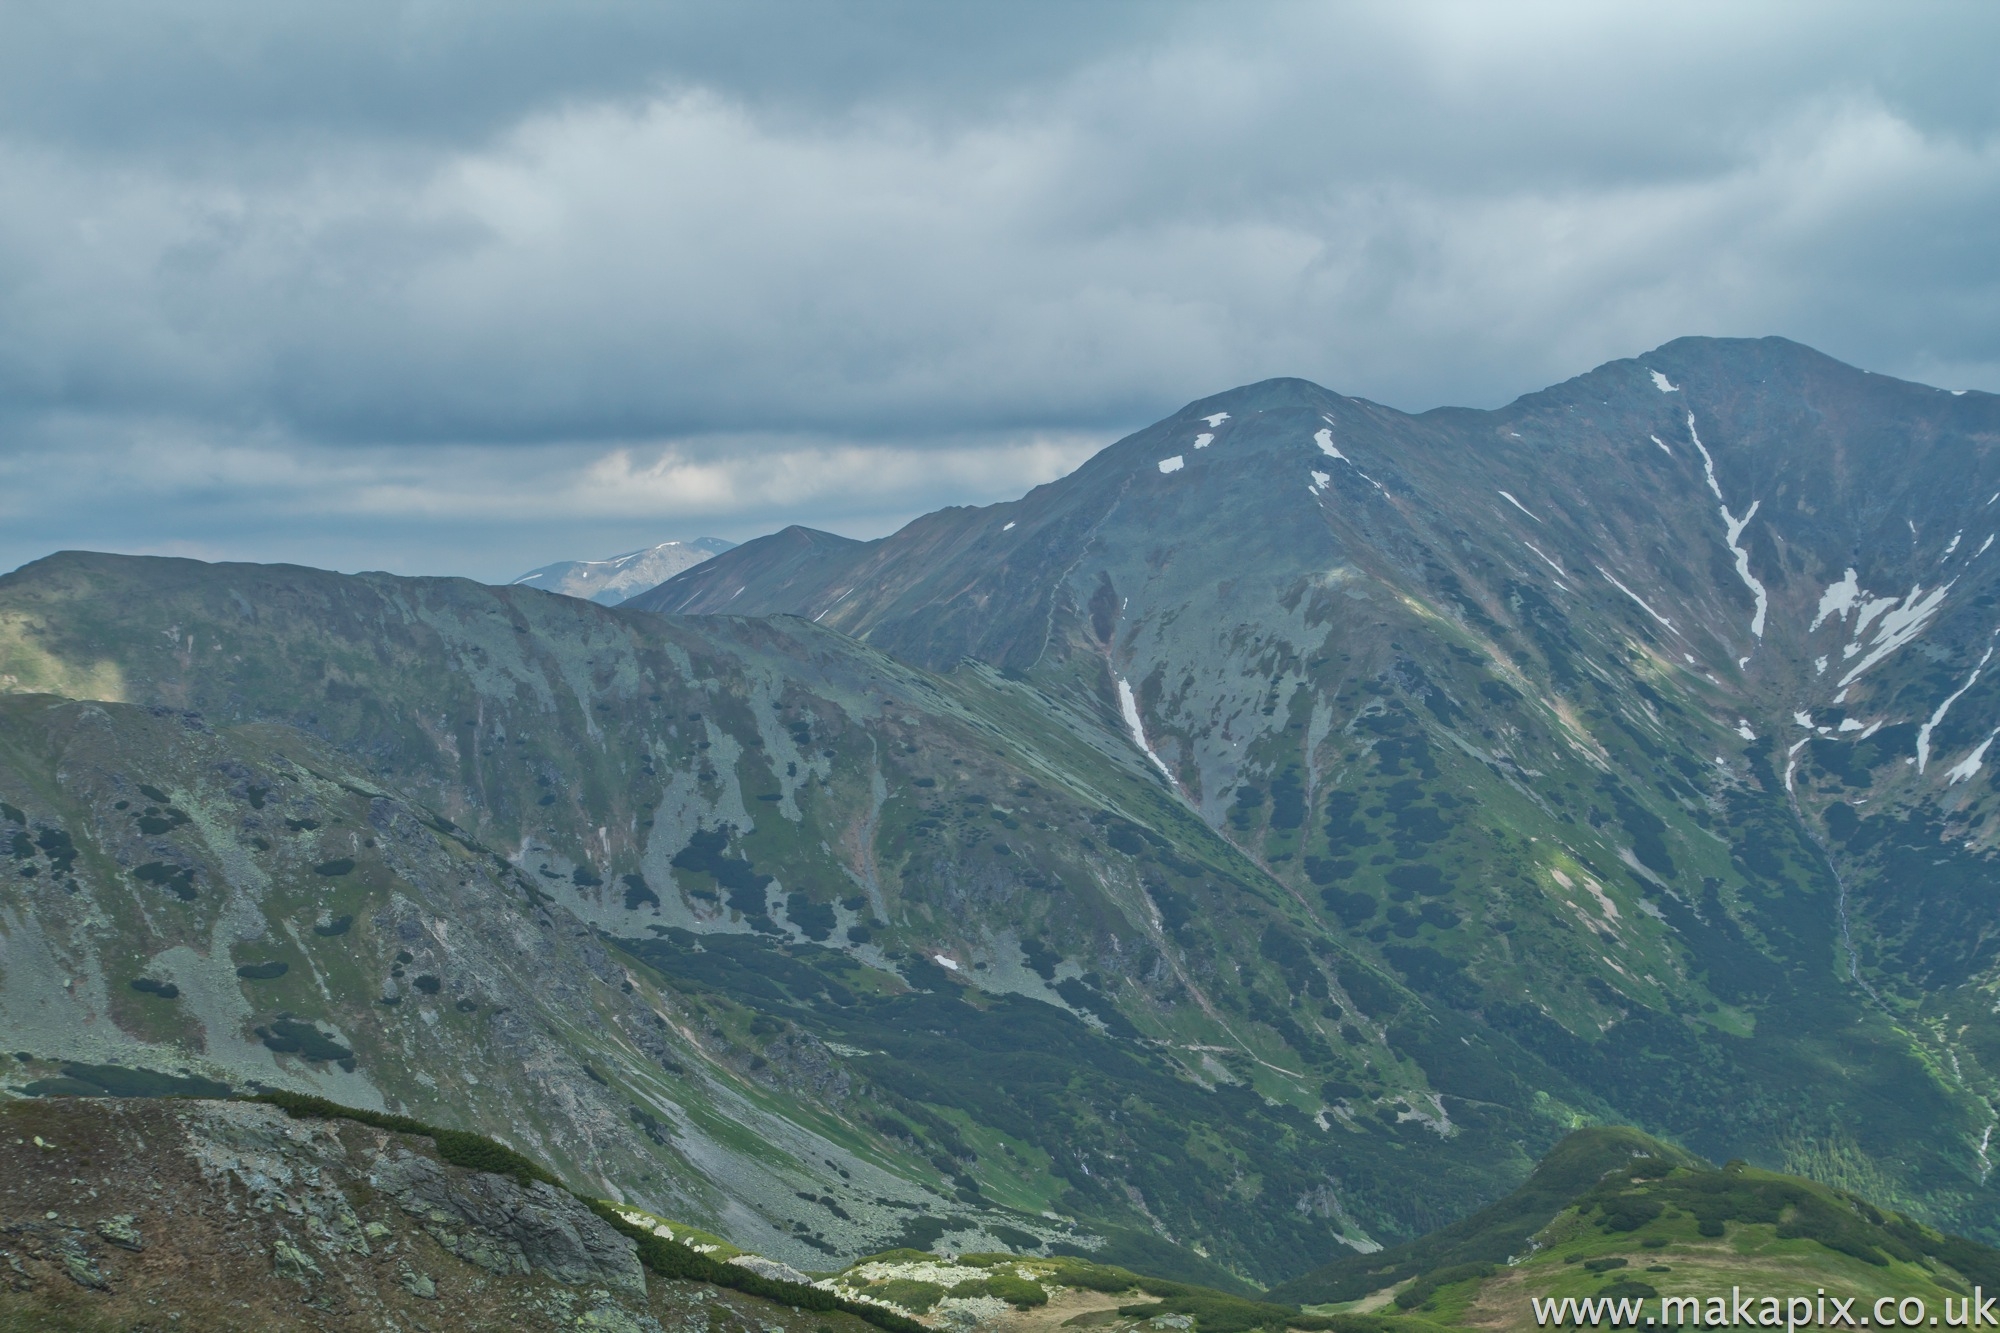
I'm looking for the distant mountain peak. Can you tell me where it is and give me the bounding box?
[511,537,735,605]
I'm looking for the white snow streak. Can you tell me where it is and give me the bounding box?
[1116,677,1175,782]
[1193,433,1214,449]
[1157,456,1184,474]
[1947,731,1999,785]
[1650,434,1673,456]
[1981,536,1996,558]
[1651,371,1680,393]
[1523,541,1569,579]
[1001,521,1016,531]
[1204,412,1229,427]
[1687,413,1767,641]
[1498,490,1541,522]
[1946,531,1963,557]
[1596,567,1680,634]
[1917,640,1995,773]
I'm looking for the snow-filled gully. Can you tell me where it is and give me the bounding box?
[1117,677,1177,784]
[1686,413,1768,661]
[1916,640,1994,773]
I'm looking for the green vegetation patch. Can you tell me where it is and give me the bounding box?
[256,1019,353,1063]
[251,1090,559,1189]
[131,861,196,901]
[22,1062,230,1099]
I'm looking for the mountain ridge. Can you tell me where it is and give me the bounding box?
[7,336,2000,1293]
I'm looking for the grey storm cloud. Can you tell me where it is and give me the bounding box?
[3,1,1999,581]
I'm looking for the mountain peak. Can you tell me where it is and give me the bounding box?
[511,537,735,605]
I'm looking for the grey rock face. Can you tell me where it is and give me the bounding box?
[374,1147,645,1293]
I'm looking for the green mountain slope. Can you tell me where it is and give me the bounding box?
[1294,1129,2000,1332]
[0,554,1560,1284]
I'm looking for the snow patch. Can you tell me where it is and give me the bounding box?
[931,954,961,971]
[1597,566,1680,634]
[1947,731,1998,785]
[1157,455,1184,474]
[1916,641,1994,773]
[1498,490,1542,522]
[1001,522,1015,531]
[1736,720,1757,741]
[1117,677,1176,782]
[1314,428,1388,496]
[1651,434,1673,456]
[1793,711,1814,728]
[1838,718,1865,732]
[1310,470,1332,492]
[1815,656,1828,675]
[1946,531,1963,557]
[1204,412,1229,427]
[1193,433,1214,449]
[1651,371,1680,393]
[1981,536,1996,559]
[1837,582,1953,689]
[1812,569,1862,631]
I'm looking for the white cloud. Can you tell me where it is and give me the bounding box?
[1,2,1998,575]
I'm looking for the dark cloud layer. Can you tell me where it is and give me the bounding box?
[3,2,1998,581]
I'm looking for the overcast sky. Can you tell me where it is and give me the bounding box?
[3,1,1998,582]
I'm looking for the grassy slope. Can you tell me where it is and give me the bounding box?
[1280,1130,2000,1333]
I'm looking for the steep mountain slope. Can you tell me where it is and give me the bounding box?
[513,538,735,606]
[635,337,2000,1233]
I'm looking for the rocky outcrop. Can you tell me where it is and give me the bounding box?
[372,1145,644,1292]
[0,1095,840,1332]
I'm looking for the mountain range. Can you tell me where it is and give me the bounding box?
[512,538,736,605]
[4,336,2000,1300]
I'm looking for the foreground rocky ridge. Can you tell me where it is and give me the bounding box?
[0,1095,765,1331]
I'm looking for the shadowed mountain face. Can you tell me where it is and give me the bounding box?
[7,338,2000,1292]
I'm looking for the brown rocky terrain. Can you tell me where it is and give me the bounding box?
[0,1096,878,1333]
